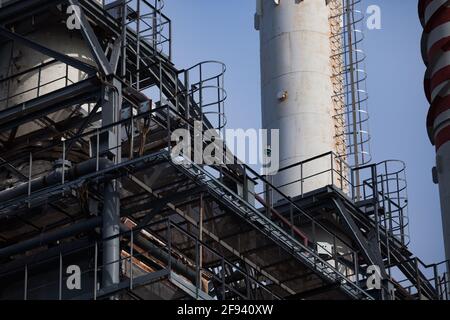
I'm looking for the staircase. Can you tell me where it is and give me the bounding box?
[169,155,373,300]
[340,192,438,299]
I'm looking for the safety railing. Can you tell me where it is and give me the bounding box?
[174,61,227,132]
[145,60,228,132]
[0,98,217,215]
[100,0,171,59]
[329,0,372,168]
[172,152,371,299]
[0,59,81,109]
[162,218,281,300]
[271,151,409,247]
[396,258,449,300]
[0,217,280,300]
[275,152,353,197]
[353,160,410,246]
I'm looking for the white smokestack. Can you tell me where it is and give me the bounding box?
[255,0,345,198]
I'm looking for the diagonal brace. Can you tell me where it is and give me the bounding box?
[0,25,96,75]
[69,0,114,76]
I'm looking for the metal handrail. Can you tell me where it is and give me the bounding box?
[0,216,281,300]
[329,0,372,167]
[175,155,372,299]
[0,59,81,109]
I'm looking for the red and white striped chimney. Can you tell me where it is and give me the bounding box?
[419,0,450,264]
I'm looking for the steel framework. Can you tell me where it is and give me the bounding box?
[0,0,447,300]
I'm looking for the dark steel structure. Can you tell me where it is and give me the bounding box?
[0,0,447,300]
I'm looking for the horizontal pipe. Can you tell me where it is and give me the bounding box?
[0,158,113,203]
[120,224,197,283]
[0,216,102,258]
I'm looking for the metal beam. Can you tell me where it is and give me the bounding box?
[0,0,63,24]
[0,77,100,133]
[69,0,114,76]
[73,269,170,300]
[0,156,28,181]
[0,25,96,75]
[286,283,341,300]
[102,180,121,288]
[126,174,297,296]
[109,36,122,74]
[332,198,386,277]
[65,100,101,153]
[0,216,102,258]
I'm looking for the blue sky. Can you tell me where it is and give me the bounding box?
[163,0,445,265]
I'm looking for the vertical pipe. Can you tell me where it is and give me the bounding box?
[130,229,134,290]
[27,152,32,199]
[433,264,439,299]
[290,204,294,238]
[415,258,422,299]
[121,0,127,81]
[102,180,120,290]
[130,114,134,159]
[199,194,204,269]
[175,70,179,112]
[24,264,28,300]
[184,70,190,122]
[94,241,98,300]
[221,259,226,300]
[199,64,203,124]
[264,181,271,218]
[371,165,381,251]
[169,17,172,61]
[167,219,172,272]
[354,252,359,286]
[195,237,200,299]
[62,138,66,186]
[65,63,69,87]
[345,0,361,199]
[37,66,41,97]
[136,0,141,91]
[100,79,122,294]
[59,252,62,300]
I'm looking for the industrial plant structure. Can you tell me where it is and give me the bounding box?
[0,0,447,300]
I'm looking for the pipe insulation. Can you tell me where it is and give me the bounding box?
[102,180,120,288]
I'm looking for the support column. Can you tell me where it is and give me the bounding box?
[102,179,121,288]
[101,78,122,291]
